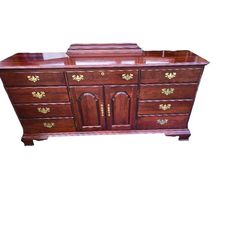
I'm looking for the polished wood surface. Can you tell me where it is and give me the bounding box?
[14,103,72,118]
[138,100,194,115]
[20,118,76,133]
[0,43,209,145]
[67,69,139,85]
[137,115,189,129]
[6,87,69,103]
[0,51,208,69]
[139,84,198,100]
[140,67,203,83]
[0,71,65,86]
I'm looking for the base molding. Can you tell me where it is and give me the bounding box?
[21,129,191,146]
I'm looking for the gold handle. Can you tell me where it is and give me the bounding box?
[32,91,46,99]
[161,88,175,96]
[43,122,55,128]
[107,104,111,117]
[165,72,176,80]
[72,74,84,83]
[37,107,50,114]
[159,104,171,111]
[100,104,105,117]
[101,71,105,76]
[27,75,40,83]
[122,73,133,81]
[157,119,168,125]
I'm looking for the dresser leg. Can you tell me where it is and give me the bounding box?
[165,129,191,141]
[178,134,191,141]
[21,138,34,146]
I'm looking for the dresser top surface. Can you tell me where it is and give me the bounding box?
[0,50,209,69]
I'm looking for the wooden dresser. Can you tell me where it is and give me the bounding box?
[0,44,208,145]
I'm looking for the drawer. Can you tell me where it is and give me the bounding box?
[20,118,76,133]
[14,103,73,118]
[141,67,203,83]
[6,87,69,103]
[1,71,66,86]
[67,69,138,85]
[138,100,193,115]
[139,84,198,100]
[137,115,189,129]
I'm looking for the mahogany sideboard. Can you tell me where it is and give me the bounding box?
[0,44,209,145]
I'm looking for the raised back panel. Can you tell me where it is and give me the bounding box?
[67,43,143,57]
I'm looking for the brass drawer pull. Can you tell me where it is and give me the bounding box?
[122,73,133,81]
[27,75,40,83]
[159,104,171,111]
[72,74,84,82]
[101,71,105,76]
[32,91,46,99]
[165,72,176,80]
[107,104,111,117]
[157,119,168,125]
[43,122,55,128]
[37,107,50,114]
[100,104,105,117]
[161,88,175,96]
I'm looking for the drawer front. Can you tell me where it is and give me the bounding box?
[141,67,203,83]
[138,100,193,115]
[1,72,66,86]
[137,115,189,129]
[6,87,69,103]
[139,84,198,100]
[14,103,72,118]
[20,118,76,133]
[67,69,138,85]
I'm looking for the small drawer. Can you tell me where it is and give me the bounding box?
[67,69,138,85]
[139,84,198,100]
[137,115,189,129]
[1,71,66,86]
[6,87,69,104]
[141,67,203,83]
[20,118,76,133]
[138,100,193,115]
[14,103,73,118]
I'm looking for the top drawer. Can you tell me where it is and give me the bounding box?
[141,67,203,83]
[0,71,66,87]
[67,69,138,85]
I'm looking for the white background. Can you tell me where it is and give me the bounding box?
[0,0,236,235]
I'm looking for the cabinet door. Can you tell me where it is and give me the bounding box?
[105,85,137,130]
[71,86,105,131]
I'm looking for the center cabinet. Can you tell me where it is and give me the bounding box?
[67,70,138,131]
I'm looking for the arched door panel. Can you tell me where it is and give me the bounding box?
[105,85,137,130]
[71,86,105,131]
